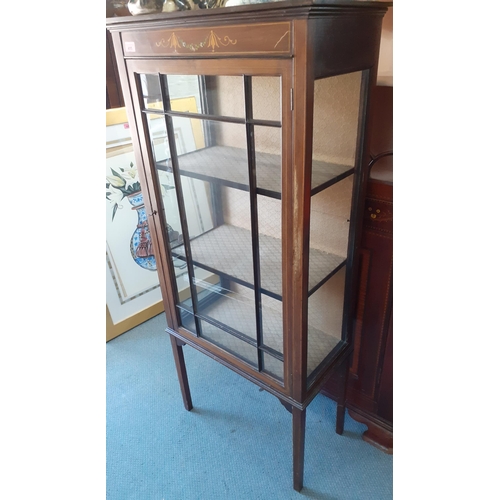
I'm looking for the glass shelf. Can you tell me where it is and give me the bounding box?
[181,292,283,354]
[171,223,346,301]
[156,144,354,200]
[181,293,341,378]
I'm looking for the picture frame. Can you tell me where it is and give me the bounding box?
[106,106,163,341]
[106,90,209,341]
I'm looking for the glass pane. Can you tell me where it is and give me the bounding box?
[141,74,203,112]
[311,71,362,194]
[257,196,282,298]
[146,113,216,239]
[306,72,362,381]
[195,274,257,344]
[308,177,352,293]
[177,309,197,336]
[170,115,207,156]
[166,75,245,119]
[252,76,281,122]
[165,117,258,346]
[165,75,203,112]
[166,119,255,287]
[146,113,169,163]
[307,266,345,379]
[176,265,218,313]
[144,112,195,315]
[183,182,254,288]
[199,319,258,368]
[261,293,283,356]
[158,116,249,191]
[262,352,283,382]
[223,283,283,359]
[172,255,191,315]
[206,75,245,118]
[140,74,162,110]
[254,125,281,197]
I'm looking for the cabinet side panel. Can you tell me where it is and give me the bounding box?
[311,15,385,79]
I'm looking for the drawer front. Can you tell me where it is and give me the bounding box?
[121,21,292,57]
[363,196,393,235]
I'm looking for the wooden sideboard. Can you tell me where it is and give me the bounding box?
[321,85,393,453]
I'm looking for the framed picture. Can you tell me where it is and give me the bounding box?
[106,106,164,341]
[106,89,206,341]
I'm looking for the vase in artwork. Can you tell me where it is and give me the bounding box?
[127,191,157,271]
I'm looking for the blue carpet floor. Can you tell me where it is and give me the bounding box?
[107,313,393,500]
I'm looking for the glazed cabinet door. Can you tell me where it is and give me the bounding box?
[126,59,292,391]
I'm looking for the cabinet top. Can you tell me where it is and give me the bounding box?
[106,0,392,30]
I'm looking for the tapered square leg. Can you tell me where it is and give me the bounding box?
[335,355,351,435]
[170,335,193,411]
[292,407,306,492]
[336,401,346,435]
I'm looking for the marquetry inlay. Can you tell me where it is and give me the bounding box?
[121,22,292,57]
[156,31,238,53]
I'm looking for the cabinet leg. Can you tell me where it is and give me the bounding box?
[170,335,193,411]
[292,406,306,492]
[335,355,350,435]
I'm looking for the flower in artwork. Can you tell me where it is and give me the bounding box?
[106,162,141,220]
[120,163,141,190]
[106,174,126,188]
[106,184,125,205]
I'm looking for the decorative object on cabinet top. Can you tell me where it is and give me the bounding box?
[174,0,227,9]
[128,0,164,15]
[225,0,281,7]
[163,0,178,11]
[107,0,131,16]
[106,0,394,23]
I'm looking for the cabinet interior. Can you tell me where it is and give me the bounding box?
[139,69,362,382]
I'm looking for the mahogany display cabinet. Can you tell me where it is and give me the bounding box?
[107,0,391,491]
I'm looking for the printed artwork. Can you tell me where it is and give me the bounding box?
[106,84,206,332]
[106,164,156,271]
[106,113,162,327]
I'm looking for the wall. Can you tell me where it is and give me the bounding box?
[377,6,393,87]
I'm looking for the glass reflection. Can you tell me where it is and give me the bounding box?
[311,71,362,195]
[307,267,345,379]
[138,71,285,377]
